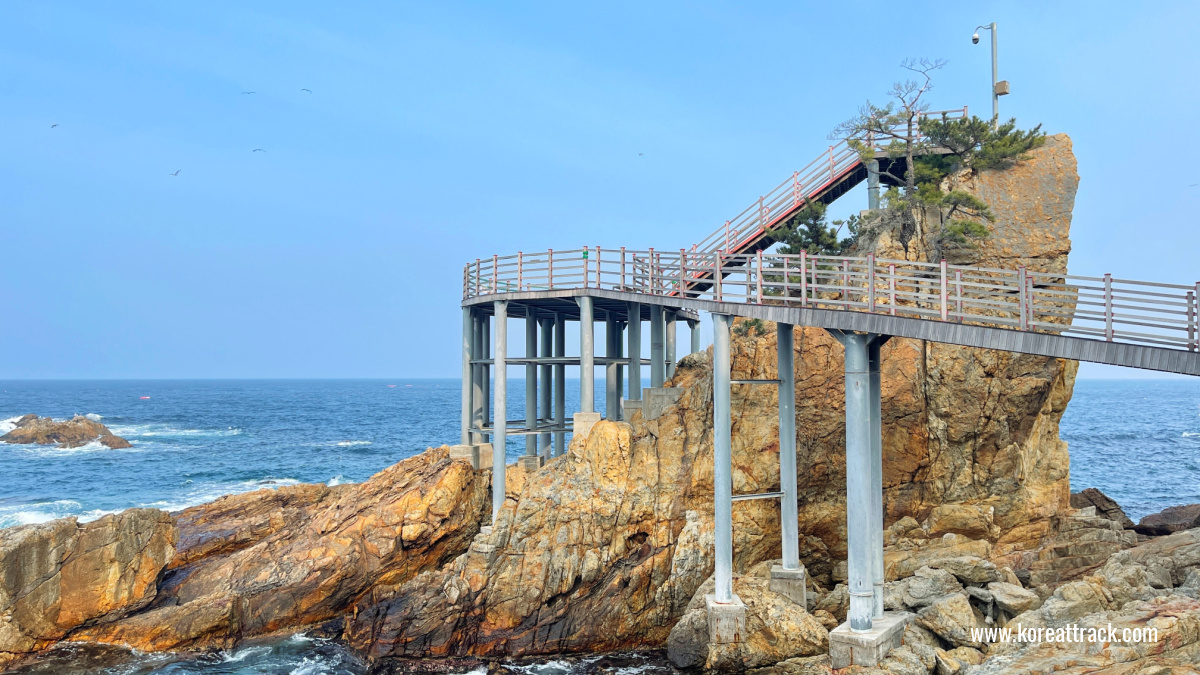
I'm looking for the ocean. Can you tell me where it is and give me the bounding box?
[1,377,1198,673]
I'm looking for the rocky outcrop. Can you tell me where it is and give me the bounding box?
[0,509,175,667]
[1,415,131,449]
[62,447,488,653]
[1070,487,1135,529]
[1135,503,1200,537]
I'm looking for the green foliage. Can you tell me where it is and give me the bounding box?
[920,115,1045,172]
[775,203,856,256]
[940,220,992,247]
[732,318,768,337]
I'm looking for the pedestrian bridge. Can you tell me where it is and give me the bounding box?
[453,118,1200,668]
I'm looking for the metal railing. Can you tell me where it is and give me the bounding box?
[464,248,1200,353]
[690,107,970,256]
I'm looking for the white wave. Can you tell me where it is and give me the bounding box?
[335,440,371,447]
[106,424,242,438]
[1184,432,1200,438]
[327,474,347,486]
[0,499,83,528]
[510,660,575,675]
[289,656,340,675]
[8,439,143,457]
[85,413,102,421]
[219,645,272,663]
[0,416,21,434]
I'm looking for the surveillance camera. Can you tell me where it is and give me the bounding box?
[972,33,980,44]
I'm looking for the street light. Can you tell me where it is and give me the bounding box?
[973,22,1008,129]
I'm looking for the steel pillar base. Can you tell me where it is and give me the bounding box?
[642,387,683,421]
[518,454,544,472]
[769,564,808,609]
[829,612,913,669]
[572,411,602,440]
[449,443,493,471]
[704,594,746,645]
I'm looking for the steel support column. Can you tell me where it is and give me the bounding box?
[462,307,474,445]
[778,323,799,570]
[628,302,642,400]
[650,305,666,388]
[843,332,873,632]
[713,313,734,603]
[492,301,508,521]
[666,310,677,379]
[579,296,595,413]
[539,317,553,460]
[472,314,485,444]
[553,313,565,456]
[615,321,625,417]
[869,339,885,618]
[689,319,701,355]
[525,307,538,457]
[606,314,619,419]
[482,315,491,445]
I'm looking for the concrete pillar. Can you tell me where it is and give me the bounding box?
[867,159,880,210]
[553,313,565,456]
[665,311,677,379]
[461,307,473,445]
[525,307,538,459]
[778,323,798,569]
[615,321,625,418]
[492,301,508,521]
[539,317,553,461]
[869,339,885,618]
[605,314,619,420]
[689,319,701,355]
[627,302,642,400]
[578,296,594,413]
[843,333,873,632]
[650,305,666,388]
[482,315,491,445]
[712,313,733,604]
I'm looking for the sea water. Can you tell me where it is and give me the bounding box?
[1,377,1197,673]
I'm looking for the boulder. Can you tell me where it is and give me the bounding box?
[884,567,963,611]
[933,646,984,675]
[986,581,1040,615]
[68,447,487,651]
[916,593,983,649]
[0,414,132,449]
[667,575,828,672]
[0,509,175,666]
[1070,487,1135,529]
[1135,503,1200,537]
[925,556,1001,586]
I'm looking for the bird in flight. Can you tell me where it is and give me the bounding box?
[300,88,312,93]
[638,153,644,156]
[252,148,266,153]
[241,91,256,95]
[169,170,181,176]
[50,123,58,128]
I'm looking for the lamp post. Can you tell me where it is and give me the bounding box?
[972,22,1008,129]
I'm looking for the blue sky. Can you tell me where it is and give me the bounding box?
[2,2,1197,379]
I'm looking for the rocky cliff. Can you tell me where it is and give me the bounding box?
[1,415,132,449]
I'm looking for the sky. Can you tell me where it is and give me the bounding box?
[2,1,1197,379]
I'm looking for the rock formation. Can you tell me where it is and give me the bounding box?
[1135,503,1200,537]
[1070,487,1136,529]
[0,510,174,667]
[1,415,131,449]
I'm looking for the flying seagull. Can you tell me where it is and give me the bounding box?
[50,123,58,128]
[638,153,643,156]
[169,170,181,176]
[300,88,312,93]
[241,91,256,95]
[252,148,266,153]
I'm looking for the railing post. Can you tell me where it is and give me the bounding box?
[867,253,876,312]
[792,171,800,207]
[620,247,626,290]
[940,260,948,321]
[1027,274,1036,331]
[888,264,896,316]
[648,247,656,294]
[1189,286,1198,351]
[811,255,819,308]
[680,248,688,297]
[955,269,963,323]
[715,251,724,302]
[595,246,601,290]
[583,246,590,288]
[800,251,808,307]
[476,258,481,296]
[1018,267,1028,331]
[547,249,554,290]
[492,254,498,294]
[782,254,790,305]
[841,259,849,310]
[759,196,765,230]
[725,220,731,250]
[756,250,763,303]
[828,145,834,178]
[517,251,523,290]
[1104,273,1113,341]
